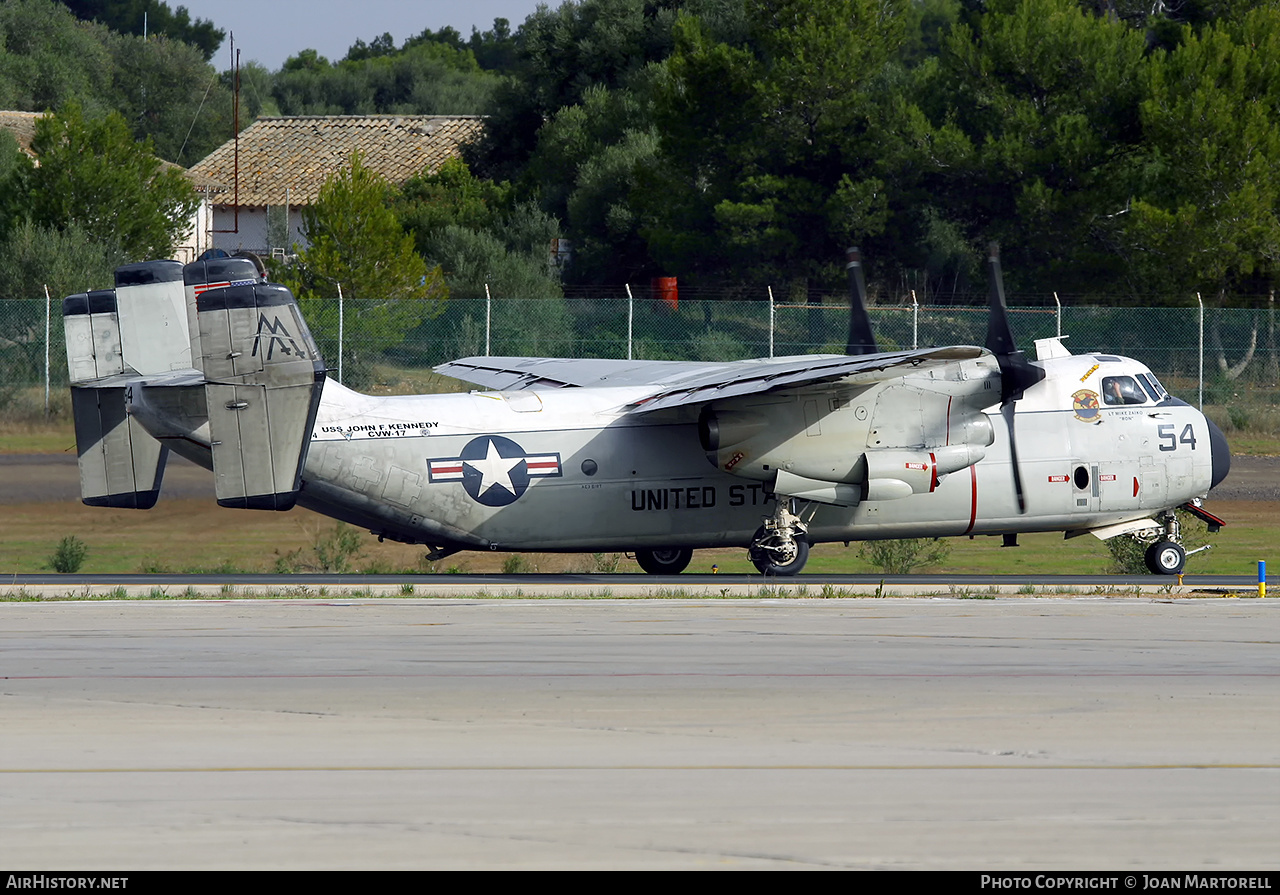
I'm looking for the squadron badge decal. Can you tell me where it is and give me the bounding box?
[427,435,562,506]
[1072,389,1101,423]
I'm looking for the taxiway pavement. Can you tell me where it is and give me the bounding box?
[1,598,1277,869]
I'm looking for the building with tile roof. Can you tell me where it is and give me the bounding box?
[188,115,485,256]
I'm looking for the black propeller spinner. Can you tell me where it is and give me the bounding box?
[845,247,878,356]
[984,243,1045,514]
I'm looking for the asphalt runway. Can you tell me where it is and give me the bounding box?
[2,598,1278,870]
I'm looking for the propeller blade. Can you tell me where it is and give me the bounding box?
[984,242,1019,357]
[845,246,878,355]
[985,243,1035,514]
[1001,401,1028,514]
[983,242,1045,403]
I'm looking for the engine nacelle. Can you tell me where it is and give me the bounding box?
[861,444,987,499]
[699,361,999,494]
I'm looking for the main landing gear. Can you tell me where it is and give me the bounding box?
[634,547,693,575]
[748,498,810,576]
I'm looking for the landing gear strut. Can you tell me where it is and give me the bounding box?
[748,498,810,576]
[1142,511,1185,575]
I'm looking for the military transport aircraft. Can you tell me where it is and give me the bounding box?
[62,246,1229,576]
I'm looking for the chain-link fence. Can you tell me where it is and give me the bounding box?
[4,292,1275,434]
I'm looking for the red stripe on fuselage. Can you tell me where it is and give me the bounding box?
[965,464,978,534]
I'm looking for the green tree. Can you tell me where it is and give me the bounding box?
[59,1,224,61]
[0,2,242,164]
[103,29,232,163]
[398,157,518,239]
[1126,7,1280,295]
[399,158,562,299]
[641,0,906,286]
[0,131,34,241]
[0,0,113,112]
[281,152,448,382]
[0,220,122,396]
[271,40,498,117]
[920,0,1149,291]
[470,0,697,182]
[527,75,668,283]
[27,102,197,259]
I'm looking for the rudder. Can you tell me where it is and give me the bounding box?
[62,289,168,508]
[196,282,326,510]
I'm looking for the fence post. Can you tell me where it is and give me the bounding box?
[1197,293,1204,410]
[911,290,918,349]
[625,284,634,360]
[337,283,344,384]
[768,286,775,357]
[1054,292,1061,338]
[43,284,51,418]
[485,284,492,356]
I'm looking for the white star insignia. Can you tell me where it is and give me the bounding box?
[465,438,522,499]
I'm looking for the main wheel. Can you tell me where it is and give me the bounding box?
[749,533,810,576]
[1145,540,1186,575]
[635,547,693,575]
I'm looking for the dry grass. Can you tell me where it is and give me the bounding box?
[0,491,1265,578]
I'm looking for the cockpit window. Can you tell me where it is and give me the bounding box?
[1136,373,1162,403]
[1102,375,1147,406]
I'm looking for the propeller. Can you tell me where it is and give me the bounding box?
[984,243,1044,514]
[845,246,878,355]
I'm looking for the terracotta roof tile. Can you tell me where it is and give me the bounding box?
[0,111,42,157]
[188,115,485,206]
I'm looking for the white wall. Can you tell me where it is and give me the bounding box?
[209,205,308,255]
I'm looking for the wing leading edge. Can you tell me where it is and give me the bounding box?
[436,347,987,414]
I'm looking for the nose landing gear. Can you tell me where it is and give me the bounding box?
[1141,511,1187,575]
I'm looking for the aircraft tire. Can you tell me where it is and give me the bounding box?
[635,547,693,575]
[750,535,809,577]
[1145,541,1186,575]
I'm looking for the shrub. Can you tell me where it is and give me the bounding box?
[502,554,532,574]
[857,538,951,574]
[313,523,364,573]
[48,536,87,573]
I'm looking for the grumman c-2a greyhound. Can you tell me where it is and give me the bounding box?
[62,246,1229,576]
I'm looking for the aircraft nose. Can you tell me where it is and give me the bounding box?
[1207,415,1231,490]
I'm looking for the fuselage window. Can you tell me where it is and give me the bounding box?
[1101,376,1146,406]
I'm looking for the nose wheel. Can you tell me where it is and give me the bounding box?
[1141,511,1187,575]
[1145,541,1186,575]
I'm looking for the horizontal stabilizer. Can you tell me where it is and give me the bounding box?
[197,283,326,510]
[69,387,168,508]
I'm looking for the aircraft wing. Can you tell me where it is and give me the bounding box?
[434,356,715,391]
[437,347,986,413]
